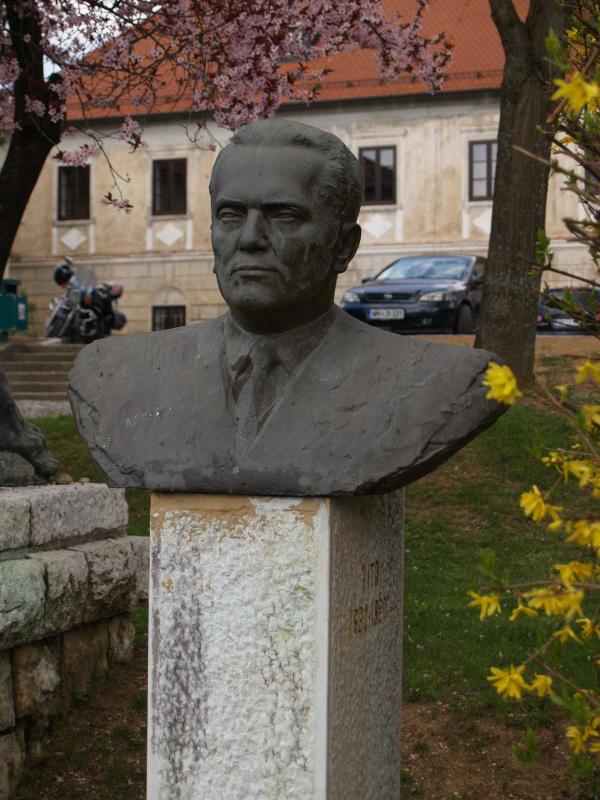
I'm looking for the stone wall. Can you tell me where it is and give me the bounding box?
[0,483,148,799]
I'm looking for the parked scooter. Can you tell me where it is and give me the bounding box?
[45,258,127,343]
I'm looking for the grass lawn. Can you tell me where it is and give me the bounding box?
[31,401,596,719]
[31,415,150,537]
[25,394,599,797]
[404,401,597,720]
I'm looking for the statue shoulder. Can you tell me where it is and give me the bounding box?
[71,317,224,375]
[332,309,496,375]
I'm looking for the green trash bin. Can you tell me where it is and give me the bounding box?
[0,279,28,338]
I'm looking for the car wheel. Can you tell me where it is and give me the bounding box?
[454,304,474,334]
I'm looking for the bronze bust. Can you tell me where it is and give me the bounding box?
[69,119,504,494]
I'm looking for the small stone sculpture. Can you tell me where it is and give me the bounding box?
[0,364,58,485]
[69,119,504,494]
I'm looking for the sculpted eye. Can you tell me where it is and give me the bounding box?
[218,207,243,222]
[271,209,300,222]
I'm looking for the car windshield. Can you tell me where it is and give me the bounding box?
[377,257,471,281]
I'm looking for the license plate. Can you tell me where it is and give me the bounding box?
[368,308,405,321]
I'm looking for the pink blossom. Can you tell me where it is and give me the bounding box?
[1,0,451,209]
[117,115,143,148]
[25,96,46,117]
[53,144,99,166]
[102,193,134,213]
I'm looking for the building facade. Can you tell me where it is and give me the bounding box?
[2,0,589,334]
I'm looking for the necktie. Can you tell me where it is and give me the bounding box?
[232,340,286,446]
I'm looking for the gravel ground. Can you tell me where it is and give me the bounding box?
[19,400,72,418]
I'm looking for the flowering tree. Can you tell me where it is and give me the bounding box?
[0,0,451,481]
[470,8,600,790]
[0,0,451,277]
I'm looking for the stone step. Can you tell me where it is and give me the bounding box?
[4,372,69,383]
[9,381,68,393]
[6,381,73,394]
[11,391,69,401]
[0,351,80,363]
[2,362,73,373]
[4,342,84,353]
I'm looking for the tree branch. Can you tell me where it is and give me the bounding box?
[488,0,528,51]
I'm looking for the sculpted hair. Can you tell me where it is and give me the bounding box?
[210,119,363,223]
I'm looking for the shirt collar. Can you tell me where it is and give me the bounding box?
[223,306,338,378]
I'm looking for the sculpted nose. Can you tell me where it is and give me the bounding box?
[238,210,268,252]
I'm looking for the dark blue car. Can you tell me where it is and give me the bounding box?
[340,254,486,334]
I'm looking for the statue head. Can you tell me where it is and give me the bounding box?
[209,119,362,334]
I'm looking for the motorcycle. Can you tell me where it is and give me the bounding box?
[45,258,127,343]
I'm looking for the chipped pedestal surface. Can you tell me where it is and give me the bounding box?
[149,492,404,800]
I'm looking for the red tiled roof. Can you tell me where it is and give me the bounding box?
[309,0,529,103]
[70,0,529,121]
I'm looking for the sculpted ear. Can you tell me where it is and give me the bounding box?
[333,223,361,275]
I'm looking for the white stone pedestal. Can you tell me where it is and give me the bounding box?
[148,492,404,800]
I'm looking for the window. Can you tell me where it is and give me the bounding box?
[57,166,90,220]
[359,147,396,205]
[469,141,497,201]
[152,159,187,216]
[152,305,186,331]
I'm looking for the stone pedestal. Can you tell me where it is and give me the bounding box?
[148,492,404,800]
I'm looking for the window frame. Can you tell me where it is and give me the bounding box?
[152,158,187,217]
[468,140,497,202]
[152,305,186,331]
[57,165,91,221]
[359,146,397,206]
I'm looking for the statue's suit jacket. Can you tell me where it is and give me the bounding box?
[69,307,504,494]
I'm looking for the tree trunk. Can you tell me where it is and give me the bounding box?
[0,0,63,279]
[0,0,61,484]
[474,0,566,382]
[0,127,60,279]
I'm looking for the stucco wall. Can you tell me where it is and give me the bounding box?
[4,91,591,334]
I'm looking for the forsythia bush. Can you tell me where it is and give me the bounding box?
[473,361,600,773]
[468,6,600,787]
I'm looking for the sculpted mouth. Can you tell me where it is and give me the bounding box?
[231,265,279,274]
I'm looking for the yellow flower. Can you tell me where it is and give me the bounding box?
[577,618,600,638]
[591,523,600,556]
[543,450,563,466]
[563,460,593,488]
[553,625,582,644]
[520,485,546,522]
[519,485,562,524]
[526,589,584,619]
[565,519,593,547]
[566,725,589,754]
[576,359,600,384]
[554,561,593,586]
[582,405,600,429]
[487,665,529,700]
[530,674,553,697]
[468,591,501,621]
[482,362,522,406]
[552,74,600,115]
[555,384,569,400]
[510,603,538,621]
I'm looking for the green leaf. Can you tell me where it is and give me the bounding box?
[545,30,561,60]
[535,228,551,266]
